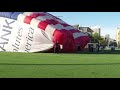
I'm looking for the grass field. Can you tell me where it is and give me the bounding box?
[0,51,120,78]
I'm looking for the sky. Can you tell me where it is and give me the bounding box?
[49,12,120,39]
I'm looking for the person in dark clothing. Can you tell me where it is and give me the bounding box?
[54,41,59,54]
[77,45,81,51]
[88,44,93,52]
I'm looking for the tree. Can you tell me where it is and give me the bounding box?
[100,39,108,50]
[92,33,102,41]
[100,39,107,46]
[92,33,104,51]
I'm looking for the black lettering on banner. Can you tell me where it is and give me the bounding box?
[41,30,49,40]
[13,48,19,52]
[0,42,7,51]
[25,27,34,52]
[30,27,34,34]
[25,44,31,52]
[3,20,15,29]
[0,29,11,41]
[12,44,19,50]
[0,19,14,51]
[12,27,23,52]
[18,27,23,37]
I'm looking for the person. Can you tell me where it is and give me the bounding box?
[91,44,94,52]
[89,44,93,52]
[77,45,81,51]
[54,41,59,54]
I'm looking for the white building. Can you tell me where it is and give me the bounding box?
[116,27,120,48]
[79,27,93,36]
[72,24,80,30]
[72,25,93,36]
[90,26,101,36]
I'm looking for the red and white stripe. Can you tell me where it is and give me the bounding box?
[17,12,89,41]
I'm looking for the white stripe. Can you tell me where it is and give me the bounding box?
[23,12,44,16]
[45,13,54,17]
[65,26,75,30]
[45,24,56,36]
[43,31,54,41]
[37,12,46,14]
[41,13,66,24]
[55,19,66,24]
[23,12,34,16]
[45,13,66,23]
[17,14,26,23]
[30,18,41,28]
[53,24,64,30]
[30,18,53,41]
[48,24,75,30]
[30,44,54,52]
[73,32,88,39]
[36,15,53,21]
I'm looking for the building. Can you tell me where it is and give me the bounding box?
[90,26,101,36]
[72,25,94,50]
[105,34,110,38]
[116,27,120,48]
[72,24,80,30]
[79,27,94,36]
[72,25,93,36]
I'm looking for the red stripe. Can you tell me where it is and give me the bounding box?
[38,21,48,30]
[44,19,70,28]
[44,19,59,25]
[52,29,61,36]
[46,13,56,18]
[55,29,80,33]
[30,13,46,18]
[74,36,90,48]
[30,13,40,18]
[52,29,65,44]
[38,13,46,16]
[69,30,81,33]
[60,23,70,27]
[24,16,33,24]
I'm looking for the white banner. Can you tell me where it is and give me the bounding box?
[0,17,54,52]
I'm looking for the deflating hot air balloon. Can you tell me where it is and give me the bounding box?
[0,12,90,53]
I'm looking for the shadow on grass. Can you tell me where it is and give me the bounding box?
[34,50,120,54]
[60,50,120,54]
[0,63,120,65]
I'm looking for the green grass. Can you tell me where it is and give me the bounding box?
[0,52,120,78]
